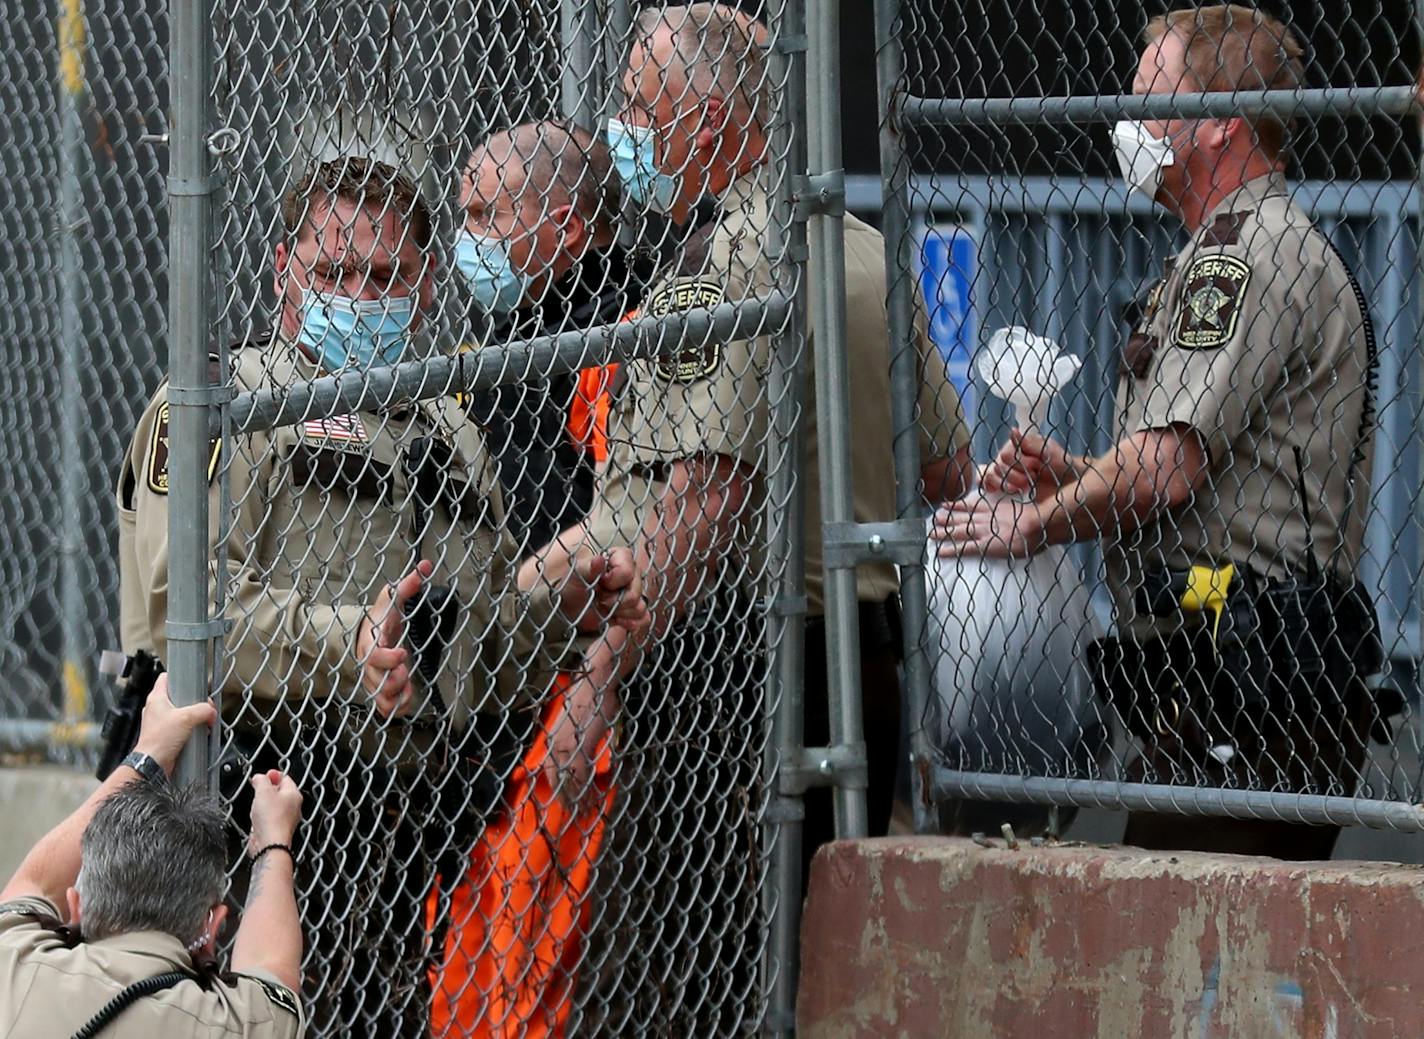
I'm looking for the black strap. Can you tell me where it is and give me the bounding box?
[70,971,191,1039]
[1319,236,1379,574]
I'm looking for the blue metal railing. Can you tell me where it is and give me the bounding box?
[850,173,1424,666]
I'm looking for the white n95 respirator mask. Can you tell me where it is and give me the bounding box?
[1111,120,1175,200]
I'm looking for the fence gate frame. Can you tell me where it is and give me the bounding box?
[870,0,1424,845]
[158,0,1424,1032]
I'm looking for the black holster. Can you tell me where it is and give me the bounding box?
[1092,571,1389,753]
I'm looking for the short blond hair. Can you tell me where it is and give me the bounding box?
[1145,4,1305,156]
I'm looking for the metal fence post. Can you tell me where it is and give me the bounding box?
[805,0,869,840]
[764,0,811,1029]
[56,0,88,737]
[605,0,632,116]
[560,0,601,131]
[872,0,937,834]
[166,0,215,783]
[1413,0,1424,685]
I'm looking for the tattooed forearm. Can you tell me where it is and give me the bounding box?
[246,855,270,903]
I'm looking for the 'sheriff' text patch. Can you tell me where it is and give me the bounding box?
[646,279,727,382]
[1173,254,1252,351]
[146,402,222,494]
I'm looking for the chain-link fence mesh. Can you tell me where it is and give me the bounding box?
[0,0,167,738]
[111,1,811,1035]
[877,0,1424,842]
[18,0,1424,1028]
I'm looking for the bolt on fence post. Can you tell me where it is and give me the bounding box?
[56,0,89,740]
[165,0,215,783]
[763,0,811,1029]
[806,0,868,839]
[873,0,937,834]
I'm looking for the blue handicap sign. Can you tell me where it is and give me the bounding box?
[917,225,976,413]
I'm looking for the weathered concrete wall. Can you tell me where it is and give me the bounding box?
[798,837,1424,1039]
[0,767,94,882]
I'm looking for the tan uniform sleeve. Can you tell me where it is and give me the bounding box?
[0,894,61,1019]
[619,276,769,474]
[123,386,365,702]
[1136,243,1291,462]
[0,897,59,941]
[912,296,969,461]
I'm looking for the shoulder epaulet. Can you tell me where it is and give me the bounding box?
[252,975,301,1018]
[1201,210,1253,248]
[0,901,81,947]
[674,218,720,277]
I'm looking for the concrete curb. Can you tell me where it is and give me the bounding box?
[798,836,1424,1038]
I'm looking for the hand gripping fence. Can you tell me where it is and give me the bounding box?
[155,0,827,1035]
[9,0,1424,1032]
[873,0,1424,850]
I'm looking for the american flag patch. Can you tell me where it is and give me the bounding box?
[302,413,367,442]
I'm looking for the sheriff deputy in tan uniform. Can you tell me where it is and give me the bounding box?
[1,677,304,1037]
[938,5,1390,860]
[521,5,968,1030]
[116,159,644,1038]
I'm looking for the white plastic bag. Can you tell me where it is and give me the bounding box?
[928,526,1104,775]
[927,326,1105,785]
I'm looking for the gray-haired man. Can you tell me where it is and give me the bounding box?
[0,677,307,1037]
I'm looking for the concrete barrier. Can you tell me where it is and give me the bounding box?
[0,767,94,882]
[797,836,1424,1038]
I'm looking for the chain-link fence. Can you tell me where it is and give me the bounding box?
[136,0,823,1035]
[874,0,1424,849]
[0,0,167,746]
[16,0,1424,1031]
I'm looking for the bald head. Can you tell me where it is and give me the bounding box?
[630,3,770,132]
[460,120,619,303]
[468,121,616,230]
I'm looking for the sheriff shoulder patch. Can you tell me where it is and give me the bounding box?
[146,402,222,495]
[646,279,727,383]
[647,278,726,317]
[1172,254,1252,351]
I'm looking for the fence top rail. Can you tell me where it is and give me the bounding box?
[223,293,792,436]
[845,174,1419,221]
[899,85,1421,128]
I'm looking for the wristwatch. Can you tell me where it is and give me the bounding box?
[121,751,167,785]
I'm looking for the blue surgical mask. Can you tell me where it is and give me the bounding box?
[454,230,531,319]
[606,116,682,214]
[297,288,415,373]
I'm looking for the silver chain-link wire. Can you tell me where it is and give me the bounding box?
[157,1,805,1035]
[18,0,1424,1028]
[876,0,1424,837]
[0,0,167,755]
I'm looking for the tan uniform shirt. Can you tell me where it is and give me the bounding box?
[1109,173,1374,635]
[588,173,968,616]
[0,896,304,1037]
[116,336,573,766]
